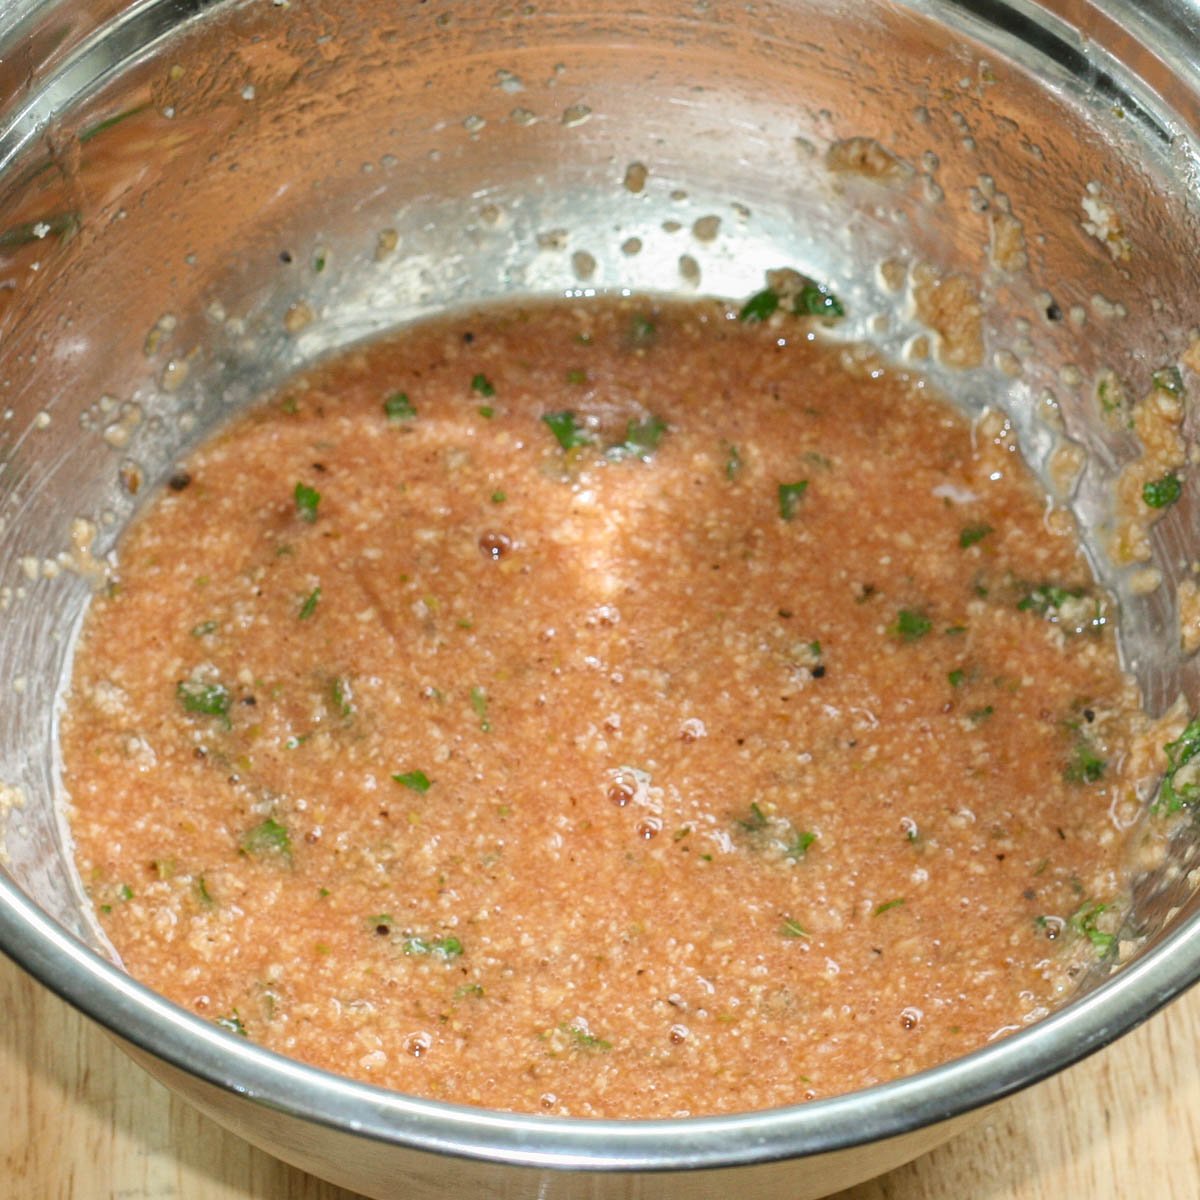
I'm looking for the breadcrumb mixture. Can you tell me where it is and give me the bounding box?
[64,296,1146,1117]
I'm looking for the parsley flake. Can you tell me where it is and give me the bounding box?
[471,373,496,398]
[609,415,668,460]
[176,679,231,727]
[874,898,906,916]
[403,934,464,959]
[392,769,432,793]
[470,685,492,732]
[1155,716,1200,813]
[959,523,993,548]
[778,480,809,521]
[1142,473,1182,509]
[384,392,416,421]
[795,281,845,318]
[294,481,321,523]
[298,586,321,620]
[739,287,780,323]
[780,916,809,938]
[240,817,292,860]
[1064,738,1106,785]
[892,609,932,642]
[541,410,591,450]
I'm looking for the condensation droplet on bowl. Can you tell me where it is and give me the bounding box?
[495,68,524,94]
[678,255,700,287]
[283,301,315,334]
[240,84,256,102]
[160,359,189,393]
[692,215,720,242]
[661,219,681,234]
[510,107,537,126]
[463,114,486,134]
[623,161,647,193]
[571,250,596,281]
[374,228,398,260]
[561,104,591,127]
[621,237,642,257]
[33,410,51,429]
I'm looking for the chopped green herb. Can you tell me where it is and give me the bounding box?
[948,668,965,688]
[117,883,134,902]
[298,586,321,620]
[176,679,231,727]
[779,916,810,938]
[1155,716,1200,813]
[959,523,993,548]
[809,640,822,658]
[454,982,486,1000]
[736,802,769,832]
[944,624,968,636]
[874,898,906,915]
[561,1021,612,1051]
[240,817,292,860]
[566,368,588,385]
[891,609,932,642]
[330,676,354,717]
[1142,473,1182,509]
[215,1012,248,1037]
[1064,738,1106,785]
[470,685,492,732]
[1018,584,1082,617]
[1151,365,1184,396]
[477,405,495,419]
[794,281,845,319]
[195,876,214,908]
[610,415,668,460]
[403,934,464,959]
[541,410,592,450]
[384,392,416,421]
[392,769,432,793]
[313,251,327,273]
[784,830,817,859]
[294,481,321,523]
[190,620,219,638]
[627,314,657,346]
[778,480,809,521]
[471,373,496,397]
[285,734,309,750]
[968,705,995,724]
[739,287,780,323]
[490,489,507,503]
[1070,901,1116,953]
[724,442,743,481]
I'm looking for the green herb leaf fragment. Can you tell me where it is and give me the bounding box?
[959,524,993,548]
[240,817,292,860]
[561,1022,612,1051]
[610,415,668,460]
[298,587,321,620]
[384,392,416,421]
[1064,739,1106,785]
[1142,473,1182,509]
[477,405,495,419]
[78,102,152,144]
[190,620,219,638]
[491,489,507,503]
[794,282,846,319]
[176,679,231,727]
[403,934,464,959]
[784,831,817,859]
[874,898,906,916]
[470,685,492,732]
[778,480,809,521]
[566,368,588,385]
[736,802,769,833]
[1070,901,1116,953]
[892,609,932,642]
[392,770,432,793]
[541,410,592,450]
[724,443,743,481]
[1017,585,1082,617]
[1151,365,1184,396]
[454,982,485,1000]
[195,876,214,908]
[780,916,810,938]
[1156,716,1200,813]
[294,482,321,523]
[948,669,965,688]
[627,314,657,346]
[471,373,496,398]
[330,676,354,717]
[739,288,780,323]
[215,1012,248,1037]
[968,705,994,724]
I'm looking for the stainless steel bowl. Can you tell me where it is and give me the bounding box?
[2,1,1200,1195]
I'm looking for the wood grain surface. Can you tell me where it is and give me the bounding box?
[3,946,1197,1199]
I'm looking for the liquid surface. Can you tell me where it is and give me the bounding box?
[64,296,1143,1117]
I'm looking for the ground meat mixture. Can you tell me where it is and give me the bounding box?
[63,294,1147,1118]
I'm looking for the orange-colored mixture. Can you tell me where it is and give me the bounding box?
[64,295,1144,1117]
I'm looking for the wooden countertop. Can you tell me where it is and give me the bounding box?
[4,945,1198,1199]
